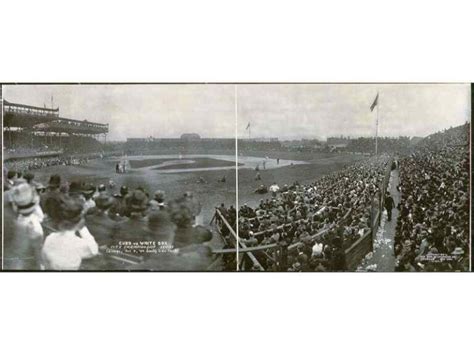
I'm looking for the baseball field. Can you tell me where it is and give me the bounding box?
[31,150,368,248]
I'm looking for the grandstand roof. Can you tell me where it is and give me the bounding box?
[4,100,59,112]
[3,99,108,135]
[34,118,108,134]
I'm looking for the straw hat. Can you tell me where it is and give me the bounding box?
[452,247,464,256]
[11,183,40,215]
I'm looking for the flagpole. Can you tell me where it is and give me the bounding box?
[375,93,379,156]
[249,123,251,140]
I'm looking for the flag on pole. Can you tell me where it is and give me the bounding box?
[246,122,250,130]
[370,93,379,112]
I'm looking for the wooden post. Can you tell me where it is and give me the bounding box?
[214,208,264,271]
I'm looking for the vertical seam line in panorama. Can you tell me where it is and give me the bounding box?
[235,84,239,271]
[468,90,472,272]
[1,84,4,270]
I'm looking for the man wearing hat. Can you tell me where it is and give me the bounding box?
[168,198,212,249]
[81,183,96,213]
[182,192,202,226]
[41,174,62,217]
[3,170,17,204]
[110,185,129,218]
[85,194,117,246]
[14,171,27,185]
[68,181,85,200]
[4,170,17,192]
[152,190,166,210]
[146,210,177,249]
[133,211,214,271]
[41,195,98,270]
[6,183,45,270]
[24,172,36,185]
[269,182,280,197]
[112,189,150,244]
[93,183,107,200]
[384,191,395,222]
[254,184,268,194]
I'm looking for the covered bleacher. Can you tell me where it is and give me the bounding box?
[3,100,109,158]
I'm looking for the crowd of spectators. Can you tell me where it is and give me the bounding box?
[4,133,104,155]
[3,123,469,272]
[4,150,126,173]
[3,171,215,271]
[4,154,100,172]
[234,155,391,271]
[394,123,470,271]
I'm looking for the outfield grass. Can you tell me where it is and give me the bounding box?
[237,151,367,208]
[153,158,243,170]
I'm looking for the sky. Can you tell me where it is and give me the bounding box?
[3,84,470,141]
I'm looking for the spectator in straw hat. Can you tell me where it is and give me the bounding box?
[41,195,99,270]
[5,183,44,270]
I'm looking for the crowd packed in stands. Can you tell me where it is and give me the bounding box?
[4,133,113,172]
[4,133,104,155]
[3,171,215,271]
[394,123,470,271]
[232,155,391,271]
[4,155,97,172]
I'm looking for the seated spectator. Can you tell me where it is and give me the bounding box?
[254,184,268,194]
[4,183,44,270]
[85,194,116,245]
[41,195,99,270]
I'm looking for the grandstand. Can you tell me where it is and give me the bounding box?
[3,100,109,159]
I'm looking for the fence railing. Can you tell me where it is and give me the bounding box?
[212,209,264,271]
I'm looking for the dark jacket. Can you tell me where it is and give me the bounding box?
[85,211,117,246]
[384,195,395,209]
